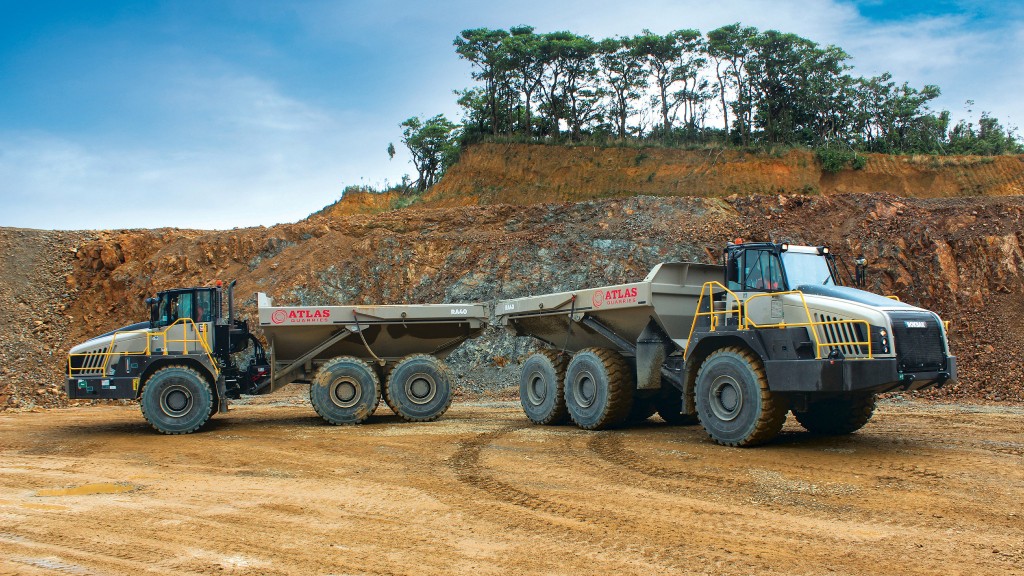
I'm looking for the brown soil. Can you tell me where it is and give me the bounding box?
[0,392,1021,575]
[426,144,1024,206]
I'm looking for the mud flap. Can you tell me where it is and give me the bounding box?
[636,320,674,390]
[216,375,229,413]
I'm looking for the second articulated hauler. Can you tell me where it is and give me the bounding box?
[497,242,956,446]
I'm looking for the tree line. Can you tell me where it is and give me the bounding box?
[394,23,1022,191]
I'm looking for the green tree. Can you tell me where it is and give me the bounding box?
[707,24,757,142]
[633,29,705,139]
[400,115,460,191]
[503,26,545,136]
[598,37,648,138]
[455,28,511,136]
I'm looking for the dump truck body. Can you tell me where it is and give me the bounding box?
[499,262,720,352]
[257,293,488,388]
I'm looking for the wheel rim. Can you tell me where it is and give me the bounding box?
[708,375,743,422]
[330,377,361,409]
[573,370,597,409]
[405,373,437,405]
[159,384,193,417]
[527,371,546,405]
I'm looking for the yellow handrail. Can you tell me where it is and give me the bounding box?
[67,318,218,379]
[684,282,744,360]
[685,283,874,361]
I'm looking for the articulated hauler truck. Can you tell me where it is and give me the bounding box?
[497,241,956,446]
[66,281,488,434]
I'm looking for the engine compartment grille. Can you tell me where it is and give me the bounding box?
[68,347,109,376]
[813,313,869,357]
[889,312,946,372]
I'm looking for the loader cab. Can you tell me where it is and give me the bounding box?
[149,287,220,328]
[725,242,840,293]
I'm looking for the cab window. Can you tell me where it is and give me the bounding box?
[743,250,785,292]
[157,292,193,326]
[195,290,213,322]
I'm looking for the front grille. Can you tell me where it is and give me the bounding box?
[889,312,946,372]
[68,347,109,376]
[813,313,869,356]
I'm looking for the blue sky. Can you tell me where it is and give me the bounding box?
[1,0,1021,230]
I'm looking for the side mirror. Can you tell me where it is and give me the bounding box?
[855,256,867,287]
[145,297,158,328]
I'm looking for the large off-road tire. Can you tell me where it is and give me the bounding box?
[564,348,634,430]
[387,355,453,422]
[694,347,788,447]
[654,386,700,425]
[309,356,380,425]
[140,365,214,434]
[793,393,877,435]
[519,350,570,425]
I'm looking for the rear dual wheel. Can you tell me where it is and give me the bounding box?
[564,348,634,430]
[519,350,570,425]
[310,356,380,425]
[384,354,453,422]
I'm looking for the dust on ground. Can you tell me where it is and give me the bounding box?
[1,391,1021,576]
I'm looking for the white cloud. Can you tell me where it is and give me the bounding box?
[0,67,406,230]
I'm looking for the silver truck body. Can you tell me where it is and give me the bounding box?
[257,293,488,390]
[497,262,720,353]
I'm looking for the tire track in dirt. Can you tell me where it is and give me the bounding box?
[444,425,714,572]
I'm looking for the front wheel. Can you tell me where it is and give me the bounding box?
[793,393,876,435]
[140,365,214,434]
[694,347,787,447]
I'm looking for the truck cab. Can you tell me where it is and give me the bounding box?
[725,241,839,293]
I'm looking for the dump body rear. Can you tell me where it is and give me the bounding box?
[497,262,722,352]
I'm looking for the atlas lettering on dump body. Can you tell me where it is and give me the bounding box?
[592,286,638,308]
[271,308,331,324]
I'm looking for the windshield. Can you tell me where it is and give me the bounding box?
[782,252,836,287]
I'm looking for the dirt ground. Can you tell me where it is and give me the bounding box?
[0,389,1021,576]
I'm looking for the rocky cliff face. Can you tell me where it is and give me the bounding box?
[2,145,1023,410]
[426,144,1024,205]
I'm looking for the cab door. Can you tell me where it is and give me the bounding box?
[731,249,786,327]
[156,291,207,355]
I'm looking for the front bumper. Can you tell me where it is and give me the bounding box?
[66,376,140,400]
[764,355,956,394]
